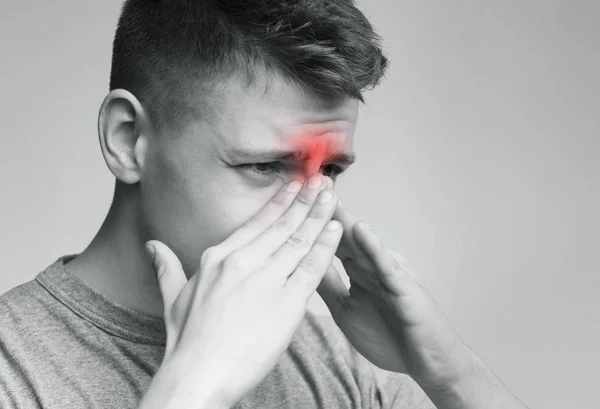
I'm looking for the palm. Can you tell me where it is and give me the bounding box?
[323,198,472,390]
[322,253,469,390]
[330,278,408,373]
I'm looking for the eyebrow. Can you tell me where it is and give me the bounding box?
[230,147,357,167]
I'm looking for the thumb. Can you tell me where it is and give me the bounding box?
[317,260,349,320]
[145,240,188,319]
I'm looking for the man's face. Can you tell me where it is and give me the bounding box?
[140,75,359,277]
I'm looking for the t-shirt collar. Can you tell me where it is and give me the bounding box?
[36,255,167,345]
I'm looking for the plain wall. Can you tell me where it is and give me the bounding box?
[1,1,598,408]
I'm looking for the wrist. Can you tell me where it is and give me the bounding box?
[420,348,478,409]
[140,353,231,409]
[421,349,528,409]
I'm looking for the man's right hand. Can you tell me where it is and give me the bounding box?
[138,174,341,409]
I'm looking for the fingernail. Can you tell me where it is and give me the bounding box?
[308,174,323,189]
[326,221,341,230]
[363,222,372,231]
[286,180,303,193]
[317,190,334,203]
[145,242,155,257]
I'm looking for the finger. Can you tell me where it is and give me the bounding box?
[247,184,336,263]
[332,199,379,280]
[215,178,307,254]
[283,220,343,304]
[343,257,385,296]
[331,198,368,262]
[388,249,427,288]
[347,278,391,312]
[316,261,349,319]
[353,222,420,297]
[219,175,330,256]
[324,173,335,190]
[228,175,334,272]
[145,240,188,317]
[262,187,339,281]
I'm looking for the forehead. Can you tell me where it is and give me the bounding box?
[202,73,359,157]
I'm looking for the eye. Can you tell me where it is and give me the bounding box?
[237,162,346,179]
[238,162,285,175]
[322,164,345,179]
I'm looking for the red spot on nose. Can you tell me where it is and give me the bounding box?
[290,132,339,180]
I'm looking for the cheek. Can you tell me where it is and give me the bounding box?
[139,150,221,270]
[212,186,280,239]
[172,187,277,274]
[141,156,280,274]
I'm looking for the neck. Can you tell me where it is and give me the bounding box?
[66,182,165,318]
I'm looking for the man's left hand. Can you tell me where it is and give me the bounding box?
[316,192,475,393]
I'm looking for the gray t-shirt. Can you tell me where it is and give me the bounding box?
[0,255,433,408]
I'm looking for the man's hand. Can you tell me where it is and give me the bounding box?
[316,188,471,392]
[139,175,342,409]
[317,187,529,409]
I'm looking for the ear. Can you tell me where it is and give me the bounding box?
[97,89,152,184]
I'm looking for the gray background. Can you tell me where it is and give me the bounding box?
[1,1,598,408]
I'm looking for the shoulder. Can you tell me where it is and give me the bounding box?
[0,256,81,336]
[0,277,58,352]
[0,278,49,325]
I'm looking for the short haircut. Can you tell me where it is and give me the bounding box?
[109,0,389,132]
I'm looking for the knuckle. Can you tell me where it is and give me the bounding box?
[307,202,327,218]
[317,227,341,245]
[298,253,319,275]
[285,233,311,250]
[270,192,290,206]
[312,239,333,256]
[200,247,219,268]
[408,267,426,287]
[295,193,314,206]
[223,251,249,272]
[271,215,292,230]
[390,250,408,265]
[155,263,169,280]
[248,211,270,228]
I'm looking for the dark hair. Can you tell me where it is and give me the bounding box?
[109,0,389,132]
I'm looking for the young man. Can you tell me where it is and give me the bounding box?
[0,1,530,408]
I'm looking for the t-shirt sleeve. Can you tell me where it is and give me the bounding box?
[313,315,437,409]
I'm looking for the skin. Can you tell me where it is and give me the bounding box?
[66,72,359,319]
[67,68,528,408]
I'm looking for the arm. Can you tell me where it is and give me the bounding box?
[323,200,531,409]
[138,176,343,409]
[137,353,231,409]
[419,348,530,409]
